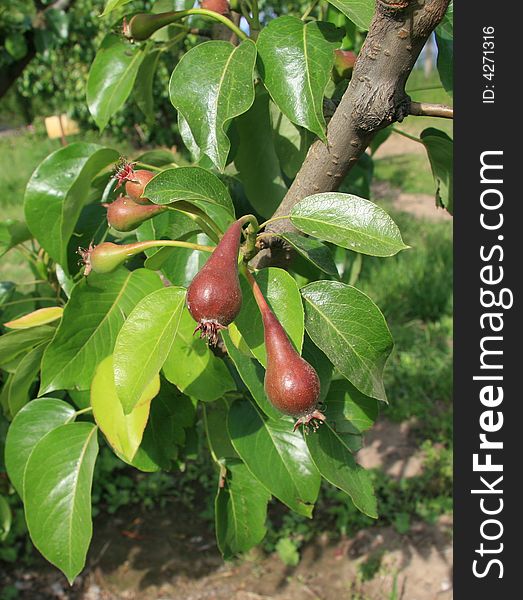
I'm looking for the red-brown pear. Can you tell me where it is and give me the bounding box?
[125,169,155,204]
[250,275,324,431]
[186,219,243,344]
[105,195,167,232]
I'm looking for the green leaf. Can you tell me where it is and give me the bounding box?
[435,2,453,96]
[5,398,75,499]
[215,458,270,559]
[134,48,161,121]
[280,233,339,278]
[24,422,99,583]
[134,383,196,470]
[87,34,146,130]
[169,39,257,171]
[234,88,287,218]
[325,0,374,30]
[270,102,314,180]
[91,355,160,461]
[222,332,281,420]
[113,286,186,414]
[257,16,341,141]
[203,399,238,460]
[144,166,235,231]
[301,281,393,402]
[228,399,320,517]
[0,495,11,542]
[5,343,48,418]
[0,326,55,370]
[420,128,453,214]
[324,379,379,434]
[0,220,32,258]
[234,268,304,367]
[162,307,235,402]
[306,422,377,517]
[101,0,133,17]
[302,335,333,402]
[4,307,63,330]
[291,193,408,257]
[40,269,162,395]
[150,232,213,287]
[24,143,118,271]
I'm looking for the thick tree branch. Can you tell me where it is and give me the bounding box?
[409,101,453,118]
[252,0,451,268]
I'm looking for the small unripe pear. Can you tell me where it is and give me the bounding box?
[78,242,137,275]
[105,195,167,232]
[186,219,243,345]
[250,276,324,431]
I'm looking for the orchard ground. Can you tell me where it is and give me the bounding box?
[0,113,452,598]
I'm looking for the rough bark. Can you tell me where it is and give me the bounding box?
[252,0,450,268]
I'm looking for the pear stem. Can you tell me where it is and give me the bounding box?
[125,240,215,255]
[127,10,248,42]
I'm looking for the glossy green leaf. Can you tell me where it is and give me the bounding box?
[162,307,235,402]
[114,286,186,414]
[228,399,320,517]
[324,379,379,434]
[257,16,341,141]
[222,332,281,420]
[421,128,453,214]
[0,220,32,258]
[4,307,63,330]
[5,343,48,418]
[135,148,178,168]
[234,88,287,218]
[145,166,235,230]
[5,398,75,499]
[215,458,270,559]
[0,325,55,370]
[91,355,160,461]
[24,422,99,583]
[87,34,146,130]
[134,48,161,121]
[280,233,339,277]
[40,269,162,395]
[24,143,118,271]
[325,0,374,30]
[435,2,453,96]
[234,268,304,367]
[169,39,257,171]
[301,281,393,402]
[291,193,408,257]
[306,422,377,517]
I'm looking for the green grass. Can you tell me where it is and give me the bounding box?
[374,153,436,196]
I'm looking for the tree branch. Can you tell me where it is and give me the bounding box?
[252,0,451,268]
[409,101,453,119]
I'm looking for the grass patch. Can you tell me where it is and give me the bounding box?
[374,153,436,196]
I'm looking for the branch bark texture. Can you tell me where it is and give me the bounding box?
[253,0,450,266]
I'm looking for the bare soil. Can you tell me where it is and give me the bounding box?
[1,419,452,600]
